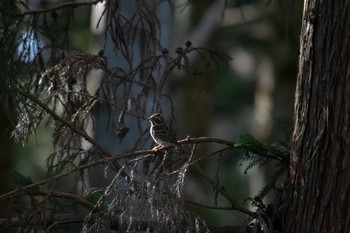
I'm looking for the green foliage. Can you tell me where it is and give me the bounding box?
[83,188,105,207]
[10,171,34,186]
[235,134,289,198]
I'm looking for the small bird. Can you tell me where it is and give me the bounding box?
[148,113,187,154]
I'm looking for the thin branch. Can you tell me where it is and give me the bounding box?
[0,214,86,227]
[18,90,126,176]
[182,145,254,216]
[36,190,96,210]
[186,200,235,210]
[54,90,147,120]
[189,146,232,165]
[191,164,255,216]
[0,137,234,201]
[0,215,244,233]
[179,137,235,147]
[1,136,252,216]
[45,216,86,232]
[1,0,102,16]
[0,148,156,200]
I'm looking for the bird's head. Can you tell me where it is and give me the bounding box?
[148,113,165,125]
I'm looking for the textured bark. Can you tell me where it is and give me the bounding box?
[284,0,350,232]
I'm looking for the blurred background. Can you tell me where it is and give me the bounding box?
[0,0,302,228]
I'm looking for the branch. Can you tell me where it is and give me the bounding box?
[0,149,146,200]
[182,143,254,216]
[0,137,238,201]
[179,137,235,147]
[0,214,86,227]
[0,215,246,233]
[191,164,254,216]
[36,190,96,210]
[189,146,232,164]
[18,90,126,176]
[0,137,254,231]
[1,0,102,16]
[186,200,235,210]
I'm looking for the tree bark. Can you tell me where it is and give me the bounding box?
[284,0,350,232]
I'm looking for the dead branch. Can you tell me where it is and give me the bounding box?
[1,0,102,16]
[18,90,126,176]
[0,215,246,233]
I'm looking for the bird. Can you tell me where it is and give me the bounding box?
[148,113,187,154]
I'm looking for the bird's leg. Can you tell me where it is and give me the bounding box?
[152,144,174,151]
[152,145,163,151]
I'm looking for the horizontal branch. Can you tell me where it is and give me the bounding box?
[0,137,236,201]
[186,200,235,210]
[0,214,86,227]
[179,136,235,147]
[36,190,96,210]
[0,136,252,232]
[0,215,245,233]
[18,90,236,180]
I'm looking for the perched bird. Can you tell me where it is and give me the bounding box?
[148,113,187,154]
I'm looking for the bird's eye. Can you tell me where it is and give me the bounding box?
[153,117,163,124]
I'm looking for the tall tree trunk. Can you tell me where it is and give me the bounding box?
[284,0,350,232]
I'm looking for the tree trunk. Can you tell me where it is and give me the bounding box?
[284,0,350,232]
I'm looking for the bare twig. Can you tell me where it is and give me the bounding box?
[0,148,155,200]
[179,137,235,147]
[0,137,235,201]
[0,143,255,232]
[36,190,96,210]
[0,214,86,227]
[1,0,102,16]
[191,165,254,216]
[18,90,126,175]
[0,215,245,233]
[1,135,253,219]
[186,200,235,210]
[189,146,232,164]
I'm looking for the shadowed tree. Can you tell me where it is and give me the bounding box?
[284,0,350,232]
